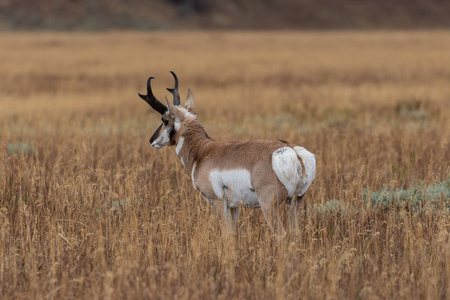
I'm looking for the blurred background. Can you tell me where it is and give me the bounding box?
[1,0,450,30]
[1,2,450,300]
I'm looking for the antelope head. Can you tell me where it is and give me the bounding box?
[138,71,195,149]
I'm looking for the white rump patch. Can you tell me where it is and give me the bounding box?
[209,169,259,208]
[151,127,171,149]
[272,147,302,198]
[176,137,184,155]
[294,146,316,196]
[272,146,316,198]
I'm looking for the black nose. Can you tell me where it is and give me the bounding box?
[149,139,152,144]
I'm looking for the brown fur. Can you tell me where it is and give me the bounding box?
[174,117,303,236]
[157,89,313,236]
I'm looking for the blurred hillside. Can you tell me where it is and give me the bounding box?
[1,0,450,30]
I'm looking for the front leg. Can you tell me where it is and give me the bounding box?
[210,199,241,236]
[210,199,232,236]
[225,202,240,233]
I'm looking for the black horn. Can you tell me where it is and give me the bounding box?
[138,76,168,115]
[166,70,180,106]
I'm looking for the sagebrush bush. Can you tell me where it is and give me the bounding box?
[364,179,450,212]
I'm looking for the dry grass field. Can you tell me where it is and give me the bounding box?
[1,31,450,299]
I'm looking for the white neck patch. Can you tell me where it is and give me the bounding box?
[191,162,197,189]
[176,137,184,156]
[174,119,181,131]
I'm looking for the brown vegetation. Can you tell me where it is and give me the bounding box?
[0,31,449,299]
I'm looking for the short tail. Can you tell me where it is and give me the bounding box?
[272,146,316,198]
[293,146,316,197]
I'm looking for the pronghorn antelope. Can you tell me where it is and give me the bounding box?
[139,71,316,235]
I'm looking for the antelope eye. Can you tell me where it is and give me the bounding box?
[162,119,169,126]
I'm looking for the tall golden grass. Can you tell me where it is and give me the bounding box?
[0,31,449,299]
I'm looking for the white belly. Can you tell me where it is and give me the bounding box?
[209,169,260,208]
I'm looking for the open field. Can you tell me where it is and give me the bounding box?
[1,31,450,299]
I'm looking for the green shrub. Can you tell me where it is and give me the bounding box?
[363,179,450,212]
[7,143,36,155]
[313,179,450,216]
[315,199,350,215]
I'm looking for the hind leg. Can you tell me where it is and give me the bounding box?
[288,194,305,231]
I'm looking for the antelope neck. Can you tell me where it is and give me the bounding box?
[175,120,212,174]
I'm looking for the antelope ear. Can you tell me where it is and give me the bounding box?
[185,89,194,110]
[165,96,184,120]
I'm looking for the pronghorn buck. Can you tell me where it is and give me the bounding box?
[139,71,316,235]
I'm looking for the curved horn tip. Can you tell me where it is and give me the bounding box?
[169,71,178,82]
